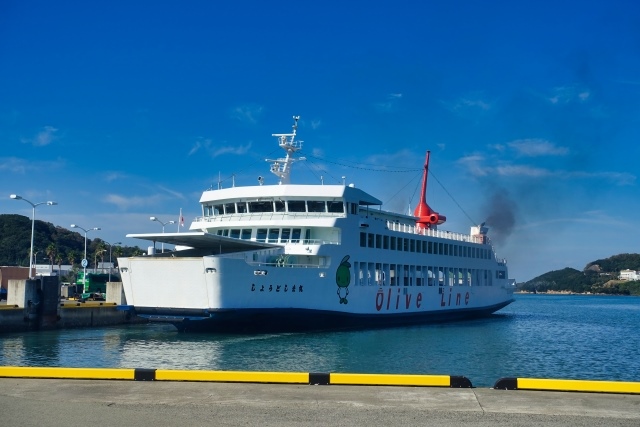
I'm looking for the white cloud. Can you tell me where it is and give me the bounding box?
[103,171,128,182]
[460,98,490,110]
[188,138,208,156]
[0,157,30,173]
[21,125,59,146]
[209,142,252,158]
[495,164,552,177]
[548,86,591,104]
[157,185,186,200]
[442,94,492,116]
[459,154,635,185]
[231,104,264,123]
[508,139,569,157]
[104,194,166,210]
[374,93,403,112]
[563,171,635,186]
[188,137,251,158]
[0,156,65,173]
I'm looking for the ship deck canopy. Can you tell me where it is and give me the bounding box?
[126,232,280,251]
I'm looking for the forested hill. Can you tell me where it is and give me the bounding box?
[519,253,640,295]
[0,214,142,267]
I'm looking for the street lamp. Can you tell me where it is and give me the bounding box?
[10,194,57,278]
[105,241,121,282]
[70,224,100,291]
[150,216,175,253]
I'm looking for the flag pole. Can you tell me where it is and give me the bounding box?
[178,208,183,233]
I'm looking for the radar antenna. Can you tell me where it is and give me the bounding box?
[266,115,305,184]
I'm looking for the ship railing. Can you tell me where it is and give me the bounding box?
[248,261,325,268]
[385,221,484,244]
[194,211,346,223]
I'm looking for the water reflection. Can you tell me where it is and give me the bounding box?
[1,295,639,387]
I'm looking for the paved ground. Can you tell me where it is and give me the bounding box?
[1,378,640,426]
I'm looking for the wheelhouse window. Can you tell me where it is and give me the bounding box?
[237,202,248,213]
[224,203,236,214]
[274,200,286,212]
[327,201,344,213]
[249,201,273,213]
[213,204,224,215]
[288,200,306,212]
[307,201,326,212]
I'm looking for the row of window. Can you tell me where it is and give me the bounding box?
[360,232,492,260]
[352,261,505,287]
[217,227,311,244]
[205,200,346,216]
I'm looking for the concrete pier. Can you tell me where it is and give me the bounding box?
[1,378,639,426]
[0,277,143,333]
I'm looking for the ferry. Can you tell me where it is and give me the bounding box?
[118,116,515,332]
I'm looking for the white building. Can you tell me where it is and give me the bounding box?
[619,269,640,281]
[34,264,73,276]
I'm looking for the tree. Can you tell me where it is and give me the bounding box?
[113,245,123,268]
[55,253,64,275]
[46,243,57,267]
[67,250,78,268]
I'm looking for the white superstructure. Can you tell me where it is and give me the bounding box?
[118,116,515,332]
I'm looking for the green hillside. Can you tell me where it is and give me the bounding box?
[519,253,640,295]
[0,214,144,280]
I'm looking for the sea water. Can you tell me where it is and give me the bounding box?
[1,294,639,387]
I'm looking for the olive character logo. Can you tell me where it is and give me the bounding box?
[336,255,351,304]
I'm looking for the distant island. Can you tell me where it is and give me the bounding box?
[518,253,640,296]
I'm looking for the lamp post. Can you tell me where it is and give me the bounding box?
[10,195,57,278]
[150,216,175,253]
[105,241,122,282]
[70,224,100,291]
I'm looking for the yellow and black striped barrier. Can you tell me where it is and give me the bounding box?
[0,366,136,380]
[0,366,471,387]
[325,373,470,388]
[494,377,640,394]
[59,301,117,308]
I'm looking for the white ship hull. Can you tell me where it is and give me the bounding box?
[119,253,513,332]
[118,116,515,332]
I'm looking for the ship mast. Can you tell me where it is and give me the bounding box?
[414,150,446,230]
[267,115,305,185]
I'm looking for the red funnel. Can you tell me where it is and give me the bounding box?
[414,151,446,229]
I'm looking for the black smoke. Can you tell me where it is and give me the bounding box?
[483,188,517,246]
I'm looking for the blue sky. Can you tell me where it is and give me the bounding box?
[1,0,639,282]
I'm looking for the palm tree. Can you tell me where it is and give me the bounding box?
[46,243,56,268]
[67,250,78,268]
[55,253,64,276]
[113,245,123,268]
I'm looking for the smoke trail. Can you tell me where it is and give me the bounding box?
[483,188,517,246]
